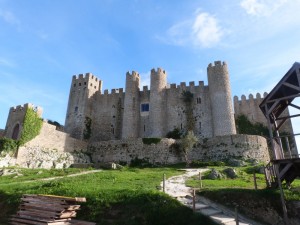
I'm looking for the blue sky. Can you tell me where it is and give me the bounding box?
[1,0,300,147]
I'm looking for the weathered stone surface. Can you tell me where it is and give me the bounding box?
[16,147,91,169]
[206,169,223,180]
[90,135,270,165]
[0,154,17,167]
[227,158,246,167]
[223,168,238,179]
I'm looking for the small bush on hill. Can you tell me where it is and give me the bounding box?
[142,138,161,145]
[0,138,18,155]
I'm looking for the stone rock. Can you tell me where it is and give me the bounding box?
[247,158,259,165]
[0,169,20,176]
[206,168,223,180]
[227,158,246,167]
[223,168,238,179]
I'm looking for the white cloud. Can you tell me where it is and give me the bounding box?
[192,13,223,48]
[161,11,224,48]
[240,0,288,16]
[0,9,19,25]
[0,57,15,67]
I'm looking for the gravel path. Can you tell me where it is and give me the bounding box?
[162,169,263,225]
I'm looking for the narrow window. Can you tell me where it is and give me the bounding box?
[181,123,183,130]
[94,86,96,89]
[197,97,201,104]
[199,122,201,129]
[74,106,78,113]
[79,83,81,86]
[84,82,87,85]
[73,83,76,87]
[90,83,92,86]
[141,103,149,112]
[112,127,115,135]
[144,125,146,132]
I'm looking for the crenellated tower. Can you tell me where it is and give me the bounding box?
[4,103,43,140]
[122,71,140,139]
[207,61,236,136]
[149,68,167,137]
[64,73,102,140]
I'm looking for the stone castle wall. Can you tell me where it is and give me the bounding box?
[64,61,237,142]
[89,134,270,165]
[234,93,297,154]
[15,122,89,168]
[0,129,4,137]
[4,103,43,140]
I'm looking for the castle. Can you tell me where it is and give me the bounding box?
[65,61,237,141]
[0,61,297,168]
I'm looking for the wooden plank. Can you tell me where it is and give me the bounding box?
[23,195,86,203]
[11,217,71,225]
[20,203,80,212]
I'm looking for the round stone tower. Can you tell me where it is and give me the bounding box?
[122,71,140,139]
[207,61,236,137]
[65,73,102,140]
[149,68,167,137]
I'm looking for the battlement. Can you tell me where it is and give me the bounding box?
[151,67,166,75]
[9,103,43,116]
[208,61,227,68]
[142,86,149,92]
[101,88,124,95]
[126,71,140,78]
[234,92,268,103]
[72,73,99,82]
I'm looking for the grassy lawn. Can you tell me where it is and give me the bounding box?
[0,167,217,225]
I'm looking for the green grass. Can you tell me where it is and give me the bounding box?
[0,167,218,225]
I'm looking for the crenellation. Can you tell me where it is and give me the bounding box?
[170,83,176,89]
[256,93,261,99]
[180,82,186,88]
[143,86,149,92]
[104,89,109,95]
[189,81,195,87]
[199,81,204,87]
[249,94,254,100]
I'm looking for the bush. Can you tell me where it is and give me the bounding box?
[166,128,182,139]
[142,138,161,145]
[130,157,152,168]
[190,160,225,168]
[0,138,18,155]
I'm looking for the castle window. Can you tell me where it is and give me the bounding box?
[141,103,149,112]
[79,83,81,86]
[199,122,201,129]
[94,86,96,89]
[111,127,115,134]
[144,125,146,132]
[84,82,87,85]
[197,97,201,104]
[74,106,78,113]
[90,83,92,86]
[73,83,76,87]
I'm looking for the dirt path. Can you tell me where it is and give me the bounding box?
[162,169,263,225]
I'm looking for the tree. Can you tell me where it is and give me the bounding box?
[181,131,198,166]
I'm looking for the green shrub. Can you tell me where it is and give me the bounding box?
[142,138,161,145]
[130,157,153,168]
[19,108,43,146]
[190,160,225,168]
[166,128,182,139]
[0,138,18,155]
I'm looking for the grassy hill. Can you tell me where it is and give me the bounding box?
[0,167,217,225]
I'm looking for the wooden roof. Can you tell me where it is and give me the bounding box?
[259,62,300,123]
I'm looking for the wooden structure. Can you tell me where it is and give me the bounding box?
[259,62,300,223]
[10,194,96,225]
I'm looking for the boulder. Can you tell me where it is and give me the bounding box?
[227,158,246,167]
[223,168,238,179]
[206,168,223,180]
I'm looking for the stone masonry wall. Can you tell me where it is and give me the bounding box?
[89,134,269,164]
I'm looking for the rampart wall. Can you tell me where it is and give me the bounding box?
[89,134,269,164]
